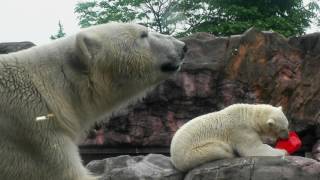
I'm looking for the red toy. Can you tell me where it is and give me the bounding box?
[275,131,302,154]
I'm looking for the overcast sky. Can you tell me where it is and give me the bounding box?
[0,0,80,45]
[0,0,319,45]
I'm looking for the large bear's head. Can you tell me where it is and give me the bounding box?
[74,22,186,94]
[61,22,187,126]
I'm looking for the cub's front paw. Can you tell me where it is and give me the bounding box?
[274,148,288,156]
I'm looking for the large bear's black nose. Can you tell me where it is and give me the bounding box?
[161,42,186,73]
[183,45,188,53]
[161,62,180,72]
[180,45,187,59]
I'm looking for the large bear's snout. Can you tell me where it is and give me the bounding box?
[148,32,187,73]
[172,39,187,59]
[160,41,187,73]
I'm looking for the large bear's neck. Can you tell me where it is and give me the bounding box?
[0,39,92,140]
[0,52,64,141]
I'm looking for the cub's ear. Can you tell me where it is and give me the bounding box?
[75,31,102,66]
[267,119,275,127]
[278,106,283,111]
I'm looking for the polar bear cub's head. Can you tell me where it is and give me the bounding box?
[263,106,289,140]
[74,22,186,91]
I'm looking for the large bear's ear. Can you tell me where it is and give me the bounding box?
[267,119,275,127]
[278,106,283,111]
[75,31,101,69]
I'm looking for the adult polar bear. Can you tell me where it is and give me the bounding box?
[0,23,186,180]
[170,104,290,171]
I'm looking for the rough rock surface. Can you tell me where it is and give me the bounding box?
[86,154,183,180]
[86,154,320,180]
[312,140,320,161]
[0,42,35,54]
[185,156,320,180]
[83,29,320,156]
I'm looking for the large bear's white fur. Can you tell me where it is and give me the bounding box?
[170,104,289,171]
[0,23,186,180]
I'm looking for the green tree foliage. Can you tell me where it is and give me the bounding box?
[179,0,320,37]
[75,0,183,34]
[75,0,320,37]
[50,21,67,40]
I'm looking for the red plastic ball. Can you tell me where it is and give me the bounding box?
[275,131,302,154]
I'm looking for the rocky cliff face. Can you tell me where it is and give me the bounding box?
[82,29,320,159]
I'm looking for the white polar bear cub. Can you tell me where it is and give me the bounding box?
[170,104,290,171]
[0,23,186,180]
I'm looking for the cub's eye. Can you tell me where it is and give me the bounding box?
[140,31,148,38]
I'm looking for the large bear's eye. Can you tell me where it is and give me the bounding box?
[140,31,148,38]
